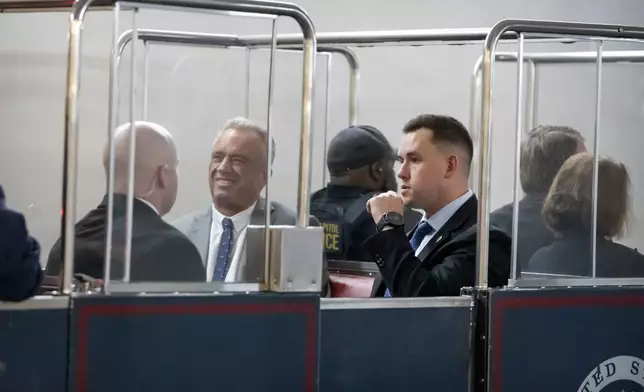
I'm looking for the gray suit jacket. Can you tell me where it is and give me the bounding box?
[172,199,327,291]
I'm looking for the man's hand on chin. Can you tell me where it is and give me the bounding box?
[366,190,404,228]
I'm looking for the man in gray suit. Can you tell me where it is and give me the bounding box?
[173,117,324,288]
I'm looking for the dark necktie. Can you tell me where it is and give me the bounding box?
[384,220,434,297]
[213,218,234,281]
[409,220,434,251]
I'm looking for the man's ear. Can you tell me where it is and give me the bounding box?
[368,162,382,183]
[260,165,269,188]
[445,155,459,179]
[157,165,168,189]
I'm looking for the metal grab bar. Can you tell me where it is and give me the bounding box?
[470,50,644,135]
[59,0,317,293]
[468,49,644,202]
[239,28,570,47]
[114,29,360,126]
[476,19,644,289]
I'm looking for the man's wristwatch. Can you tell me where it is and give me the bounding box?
[376,211,405,232]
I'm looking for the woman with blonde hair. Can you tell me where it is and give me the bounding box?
[529,153,644,277]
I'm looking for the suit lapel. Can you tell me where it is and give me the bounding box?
[189,208,212,265]
[414,195,478,263]
[415,229,449,262]
[250,198,277,225]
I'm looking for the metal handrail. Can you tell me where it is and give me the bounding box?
[58,0,317,293]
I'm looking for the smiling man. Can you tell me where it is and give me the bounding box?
[365,114,511,297]
[173,117,322,285]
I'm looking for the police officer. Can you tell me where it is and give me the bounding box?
[310,125,421,262]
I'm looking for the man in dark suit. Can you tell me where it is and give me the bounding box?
[0,184,42,301]
[310,125,421,262]
[173,117,325,287]
[46,121,204,281]
[366,114,511,297]
[490,125,586,274]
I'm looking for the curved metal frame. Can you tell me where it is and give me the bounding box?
[468,49,644,224]
[470,49,644,282]
[54,0,318,294]
[114,29,360,126]
[102,25,568,296]
[470,50,644,139]
[240,28,573,47]
[477,19,644,289]
[114,29,357,194]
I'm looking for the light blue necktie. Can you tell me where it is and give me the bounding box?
[384,220,434,297]
[213,218,234,281]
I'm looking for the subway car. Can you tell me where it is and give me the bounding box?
[1,0,644,391]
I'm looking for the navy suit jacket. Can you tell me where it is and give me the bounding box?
[368,196,511,297]
[0,185,42,301]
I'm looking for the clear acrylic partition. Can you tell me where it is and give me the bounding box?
[106,11,287,293]
[512,38,644,287]
[0,10,68,283]
[475,20,644,289]
[47,0,319,294]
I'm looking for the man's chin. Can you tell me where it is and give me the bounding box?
[400,194,412,206]
[212,191,235,204]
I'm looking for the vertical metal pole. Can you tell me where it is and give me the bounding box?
[591,40,603,278]
[244,47,251,118]
[510,34,525,281]
[469,58,483,140]
[529,64,539,129]
[104,2,121,289]
[61,5,86,294]
[524,59,536,133]
[468,57,483,192]
[476,33,501,289]
[123,9,138,283]
[295,37,317,227]
[322,53,332,186]
[347,53,358,125]
[142,41,150,120]
[264,18,277,284]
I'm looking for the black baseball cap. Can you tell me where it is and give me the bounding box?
[327,125,395,175]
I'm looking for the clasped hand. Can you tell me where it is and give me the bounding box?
[366,190,404,223]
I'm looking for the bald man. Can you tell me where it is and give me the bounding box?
[46,121,205,282]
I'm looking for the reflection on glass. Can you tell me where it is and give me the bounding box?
[51,121,206,284]
[528,153,644,278]
[490,125,586,279]
[172,117,275,284]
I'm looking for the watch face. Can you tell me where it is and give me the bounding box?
[386,212,404,226]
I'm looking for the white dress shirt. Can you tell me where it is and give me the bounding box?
[206,202,256,282]
[415,189,474,256]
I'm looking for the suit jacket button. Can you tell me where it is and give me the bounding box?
[376,255,383,266]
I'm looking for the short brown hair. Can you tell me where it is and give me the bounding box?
[402,114,473,171]
[520,125,585,195]
[542,153,631,238]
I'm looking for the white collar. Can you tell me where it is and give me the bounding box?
[212,201,257,232]
[423,189,473,232]
[136,197,159,216]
